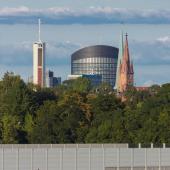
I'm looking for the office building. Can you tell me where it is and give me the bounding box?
[53,77,61,86]
[46,70,54,87]
[71,45,119,87]
[68,75,82,80]
[46,70,61,88]
[68,74,102,87]
[33,19,46,87]
[82,74,102,87]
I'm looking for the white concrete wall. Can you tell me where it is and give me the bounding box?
[0,144,170,170]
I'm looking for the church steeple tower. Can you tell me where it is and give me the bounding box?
[115,31,124,89]
[118,33,134,92]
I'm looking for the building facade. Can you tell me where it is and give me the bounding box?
[68,75,82,80]
[68,74,102,87]
[118,34,134,93]
[82,74,102,87]
[53,77,61,86]
[33,19,46,88]
[46,70,54,88]
[33,42,46,87]
[46,70,61,88]
[0,144,170,170]
[71,45,119,87]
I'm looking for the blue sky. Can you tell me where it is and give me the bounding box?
[0,0,170,86]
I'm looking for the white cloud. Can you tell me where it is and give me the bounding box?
[0,41,80,66]
[130,38,170,65]
[143,80,155,87]
[157,36,170,44]
[0,7,170,24]
[0,6,30,16]
[0,37,170,67]
[135,65,170,86]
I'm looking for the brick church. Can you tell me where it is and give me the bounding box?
[116,33,134,93]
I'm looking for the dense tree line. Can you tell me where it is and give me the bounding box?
[0,72,170,146]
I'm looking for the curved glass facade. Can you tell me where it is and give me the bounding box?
[71,45,118,87]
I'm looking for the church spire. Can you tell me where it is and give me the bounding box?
[118,33,134,93]
[123,33,130,65]
[115,31,124,89]
[130,60,134,74]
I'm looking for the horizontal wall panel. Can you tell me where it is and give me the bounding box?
[133,149,145,167]
[77,148,89,170]
[91,148,103,170]
[48,148,61,170]
[105,148,117,167]
[0,145,170,170]
[119,148,132,167]
[19,149,32,170]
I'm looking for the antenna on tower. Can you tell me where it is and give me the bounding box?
[38,19,41,42]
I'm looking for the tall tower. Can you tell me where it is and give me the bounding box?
[115,31,124,89]
[33,19,46,87]
[118,33,134,93]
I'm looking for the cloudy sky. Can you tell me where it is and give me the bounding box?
[0,0,170,86]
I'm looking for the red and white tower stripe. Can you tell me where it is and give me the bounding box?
[33,19,46,87]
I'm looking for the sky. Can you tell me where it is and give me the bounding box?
[0,0,170,86]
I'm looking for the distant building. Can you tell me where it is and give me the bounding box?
[53,77,61,86]
[46,70,61,88]
[46,70,54,87]
[117,33,134,93]
[28,76,33,84]
[68,74,82,80]
[68,74,102,87]
[136,86,149,91]
[82,74,102,87]
[33,19,45,87]
[71,45,119,87]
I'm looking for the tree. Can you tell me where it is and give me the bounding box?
[24,113,34,143]
[0,73,34,143]
[1,114,20,143]
[56,92,89,143]
[62,78,92,93]
[32,101,59,143]
[85,93,125,143]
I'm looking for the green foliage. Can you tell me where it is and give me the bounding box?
[31,101,59,143]
[1,114,20,143]
[62,77,91,93]
[0,73,170,145]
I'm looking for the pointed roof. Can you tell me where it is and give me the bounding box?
[121,33,131,73]
[119,31,124,59]
[115,31,124,89]
[123,33,130,64]
[117,33,134,92]
[130,60,134,74]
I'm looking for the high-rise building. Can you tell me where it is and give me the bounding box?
[46,70,61,88]
[46,70,54,88]
[33,19,46,87]
[68,74,102,87]
[71,45,118,87]
[53,77,61,86]
[118,33,134,93]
